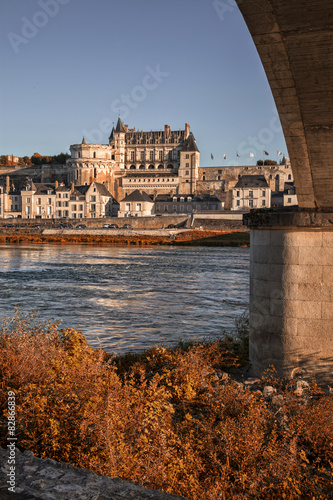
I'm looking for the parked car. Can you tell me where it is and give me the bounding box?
[109,224,118,229]
[57,223,73,229]
[102,224,110,228]
[155,214,163,217]
[75,224,86,229]
[122,224,132,229]
[2,223,15,228]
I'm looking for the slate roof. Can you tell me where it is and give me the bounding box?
[120,190,154,203]
[115,116,125,133]
[234,175,269,189]
[94,182,113,197]
[181,132,199,153]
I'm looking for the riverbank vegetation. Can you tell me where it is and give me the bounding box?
[1,311,332,499]
[0,229,249,247]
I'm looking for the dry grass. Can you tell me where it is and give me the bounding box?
[0,311,332,499]
[0,229,249,247]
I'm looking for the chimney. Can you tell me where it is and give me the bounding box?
[6,176,10,194]
[164,124,170,137]
[55,180,59,189]
[70,181,75,194]
[124,124,128,132]
[185,123,190,138]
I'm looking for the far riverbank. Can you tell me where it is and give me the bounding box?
[0,228,250,247]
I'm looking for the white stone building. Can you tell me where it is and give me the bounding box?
[232,175,271,210]
[118,190,155,217]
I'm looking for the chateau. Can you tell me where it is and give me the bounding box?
[66,118,200,201]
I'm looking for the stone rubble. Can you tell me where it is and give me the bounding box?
[0,448,187,500]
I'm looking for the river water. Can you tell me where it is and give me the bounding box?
[0,244,250,354]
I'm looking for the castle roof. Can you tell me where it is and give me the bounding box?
[181,132,199,152]
[115,116,125,133]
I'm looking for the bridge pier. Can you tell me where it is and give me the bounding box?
[244,210,333,382]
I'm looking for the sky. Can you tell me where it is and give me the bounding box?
[0,0,288,166]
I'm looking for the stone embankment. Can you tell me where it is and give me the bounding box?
[0,448,187,500]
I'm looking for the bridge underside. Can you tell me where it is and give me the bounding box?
[237,0,333,209]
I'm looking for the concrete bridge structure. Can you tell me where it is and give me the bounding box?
[236,0,333,381]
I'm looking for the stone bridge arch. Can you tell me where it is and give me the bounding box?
[235,0,333,381]
[237,0,332,208]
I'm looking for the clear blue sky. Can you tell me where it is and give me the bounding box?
[0,0,288,166]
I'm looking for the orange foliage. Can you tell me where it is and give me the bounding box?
[0,311,332,499]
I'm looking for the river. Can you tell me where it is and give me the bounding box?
[0,244,250,354]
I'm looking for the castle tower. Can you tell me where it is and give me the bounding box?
[178,133,200,194]
[109,117,126,170]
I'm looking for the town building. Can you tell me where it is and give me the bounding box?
[231,175,271,210]
[154,193,224,215]
[0,178,118,220]
[66,118,200,201]
[283,182,297,207]
[118,190,155,217]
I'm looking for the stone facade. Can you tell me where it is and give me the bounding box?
[232,175,271,210]
[245,210,333,383]
[66,119,200,202]
[0,179,118,220]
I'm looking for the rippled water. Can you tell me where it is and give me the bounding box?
[0,244,250,354]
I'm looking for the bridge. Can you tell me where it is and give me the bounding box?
[237,0,333,381]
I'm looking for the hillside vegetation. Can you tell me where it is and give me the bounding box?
[1,311,332,499]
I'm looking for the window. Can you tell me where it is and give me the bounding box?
[203,176,205,181]
[173,205,177,211]
[63,193,68,198]
[159,151,163,160]
[249,191,253,198]
[136,203,142,211]
[93,152,96,158]
[149,151,154,161]
[63,210,69,217]
[236,191,240,197]
[90,196,96,202]
[187,206,192,212]
[26,206,30,214]
[56,201,61,207]
[130,151,134,161]
[79,204,84,211]
[47,206,52,215]
[180,205,184,211]
[180,197,184,202]
[164,205,168,212]
[72,205,77,211]
[47,198,52,205]
[37,206,41,215]
[185,170,189,176]
[90,205,96,212]
[64,201,69,207]
[287,197,292,204]
[262,200,266,207]
[125,203,130,211]
[57,193,61,198]
[140,151,144,160]
[186,163,189,168]
[27,197,31,203]
[288,174,292,180]
[237,200,240,206]
[249,200,254,208]
[262,190,266,197]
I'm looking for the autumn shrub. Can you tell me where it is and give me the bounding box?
[0,310,332,499]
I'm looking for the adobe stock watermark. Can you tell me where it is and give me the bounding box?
[7,391,17,493]
[236,110,283,159]
[82,64,170,144]
[7,0,71,54]
[213,0,241,22]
